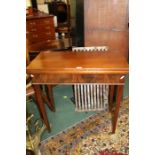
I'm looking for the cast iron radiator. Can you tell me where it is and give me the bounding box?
[72,46,109,112]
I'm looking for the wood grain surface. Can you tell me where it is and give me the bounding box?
[26,51,129,75]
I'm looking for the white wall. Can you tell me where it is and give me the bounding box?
[26,0,32,8]
[37,0,45,4]
[38,4,49,13]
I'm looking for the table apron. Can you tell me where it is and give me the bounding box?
[31,74,126,85]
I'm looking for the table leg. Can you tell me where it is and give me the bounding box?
[33,85,51,132]
[109,85,115,112]
[112,85,124,133]
[45,85,55,112]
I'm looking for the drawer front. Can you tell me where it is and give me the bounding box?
[26,21,37,29]
[27,31,55,43]
[28,40,56,51]
[26,20,54,31]
[27,25,55,34]
[37,18,54,26]
[37,25,55,32]
[31,74,126,85]
[76,74,125,84]
[27,17,54,28]
[27,32,38,43]
[27,27,38,32]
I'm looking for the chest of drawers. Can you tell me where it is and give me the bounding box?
[26,13,55,51]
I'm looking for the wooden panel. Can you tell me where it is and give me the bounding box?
[84,0,129,58]
[31,74,126,85]
[28,31,55,43]
[84,0,128,30]
[27,18,54,27]
[37,25,55,33]
[27,24,54,33]
[37,18,54,25]
[28,40,56,51]
[26,20,37,28]
[85,31,128,58]
[26,51,129,75]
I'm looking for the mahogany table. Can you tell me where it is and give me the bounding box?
[26,50,129,133]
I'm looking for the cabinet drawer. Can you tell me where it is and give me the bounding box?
[28,31,55,43]
[37,25,55,33]
[27,25,55,33]
[27,18,54,28]
[42,31,55,40]
[27,27,38,32]
[27,33,39,43]
[28,40,57,51]
[36,18,54,26]
[26,21,37,30]
[31,74,126,85]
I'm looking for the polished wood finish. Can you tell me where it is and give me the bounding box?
[112,85,123,133]
[30,74,125,85]
[109,85,115,112]
[45,85,55,112]
[84,0,129,59]
[27,51,128,75]
[27,51,128,133]
[26,11,55,52]
[33,85,51,132]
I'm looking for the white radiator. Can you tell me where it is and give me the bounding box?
[72,46,109,112]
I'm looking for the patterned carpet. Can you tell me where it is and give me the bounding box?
[40,98,129,155]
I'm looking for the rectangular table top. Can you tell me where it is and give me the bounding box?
[26,50,129,75]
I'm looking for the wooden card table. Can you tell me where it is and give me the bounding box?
[26,50,129,132]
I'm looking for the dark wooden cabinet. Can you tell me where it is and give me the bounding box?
[26,12,55,52]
